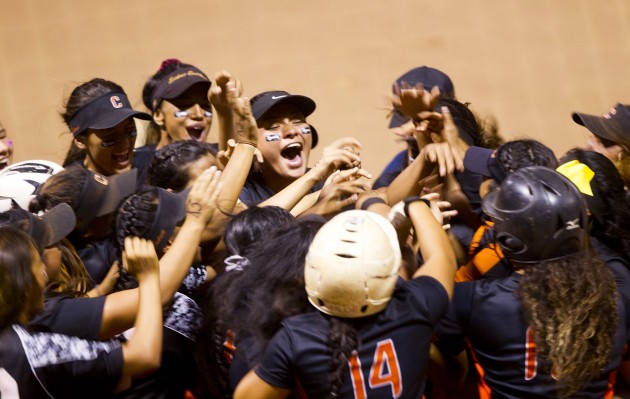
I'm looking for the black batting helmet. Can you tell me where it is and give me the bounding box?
[482,166,587,263]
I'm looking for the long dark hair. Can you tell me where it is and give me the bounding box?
[517,251,618,397]
[560,149,630,260]
[61,78,126,166]
[0,227,39,329]
[195,213,319,397]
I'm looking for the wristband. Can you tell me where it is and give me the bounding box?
[237,140,257,149]
[403,196,430,216]
[360,197,386,211]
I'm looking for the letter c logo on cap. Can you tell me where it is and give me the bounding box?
[110,96,123,109]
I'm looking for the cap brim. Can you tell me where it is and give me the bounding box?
[95,169,138,217]
[40,203,77,247]
[254,95,316,121]
[91,110,152,130]
[388,109,410,128]
[572,111,622,145]
[162,79,212,101]
[147,187,189,255]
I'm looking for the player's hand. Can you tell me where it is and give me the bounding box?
[311,137,362,181]
[307,168,371,217]
[226,83,258,147]
[185,166,222,224]
[390,82,440,122]
[122,237,159,282]
[421,192,458,230]
[209,70,243,115]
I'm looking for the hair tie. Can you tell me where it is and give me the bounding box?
[158,58,181,72]
[224,255,250,272]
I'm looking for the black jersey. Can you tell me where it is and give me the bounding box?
[0,324,123,398]
[254,276,448,399]
[437,274,627,398]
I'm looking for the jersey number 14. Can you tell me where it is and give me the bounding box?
[348,339,403,399]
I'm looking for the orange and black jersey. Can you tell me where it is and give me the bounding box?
[436,274,627,399]
[254,276,448,399]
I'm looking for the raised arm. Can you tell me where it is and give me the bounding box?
[406,197,457,299]
[117,237,162,390]
[209,70,243,151]
[99,167,222,339]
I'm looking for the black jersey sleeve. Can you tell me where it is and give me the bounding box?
[254,326,295,390]
[407,275,450,324]
[30,294,106,340]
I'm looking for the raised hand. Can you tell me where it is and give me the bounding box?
[305,167,371,217]
[185,166,222,224]
[420,192,458,230]
[310,137,362,182]
[122,237,159,282]
[209,70,243,115]
[226,83,258,147]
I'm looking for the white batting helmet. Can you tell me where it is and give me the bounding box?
[304,210,401,318]
[0,160,64,211]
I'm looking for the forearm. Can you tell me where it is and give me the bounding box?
[386,156,432,205]
[409,201,456,298]
[159,220,205,300]
[121,273,162,378]
[261,167,324,210]
[215,110,234,152]
[218,143,255,211]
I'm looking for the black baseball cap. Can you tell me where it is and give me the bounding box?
[463,146,506,182]
[250,90,318,148]
[144,187,189,256]
[7,204,76,252]
[389,66,456,128]
[572,103,630,152]
[150,66,212,111]
[69,92,151,138]
[72,166,138,232]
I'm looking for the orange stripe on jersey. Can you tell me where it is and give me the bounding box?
[466,339,492,399]
[223,329,236,363]
[524,327,537,380]
[604,368,617,399]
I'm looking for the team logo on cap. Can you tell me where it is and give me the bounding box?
[110,96,123,109]
[271,95,287,100]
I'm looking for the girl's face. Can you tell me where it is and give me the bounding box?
[184,154,218,188]
[584,134,623,162]
[76,117,137,176]
[155,84,213,145]
[0,120,14,171]
[257,104,312,186]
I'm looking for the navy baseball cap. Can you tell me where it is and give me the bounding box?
[572,103,630,152]
[250,90,318,148]
[143,187,189,256]
[3,204,76,252]
[389,66,456,128]
[463,146,506,182]
[71,166,138,232]
[150,65,212,111]
[68,92,151,138]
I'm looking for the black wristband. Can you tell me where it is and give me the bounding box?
[403,196,430,216]
[360,197,386,211]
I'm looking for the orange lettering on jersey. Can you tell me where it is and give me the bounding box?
[349,351,367,399]
[525,327,537,380]
[368,339,402,398]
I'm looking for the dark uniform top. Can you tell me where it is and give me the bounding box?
[255,276,449,399]
[0,324,123,398]
[437,274,627,399]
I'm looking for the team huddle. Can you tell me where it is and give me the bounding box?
[1,61,630,399]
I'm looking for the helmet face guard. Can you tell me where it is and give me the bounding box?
[482,166,587,263]
[304,210,401,318]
